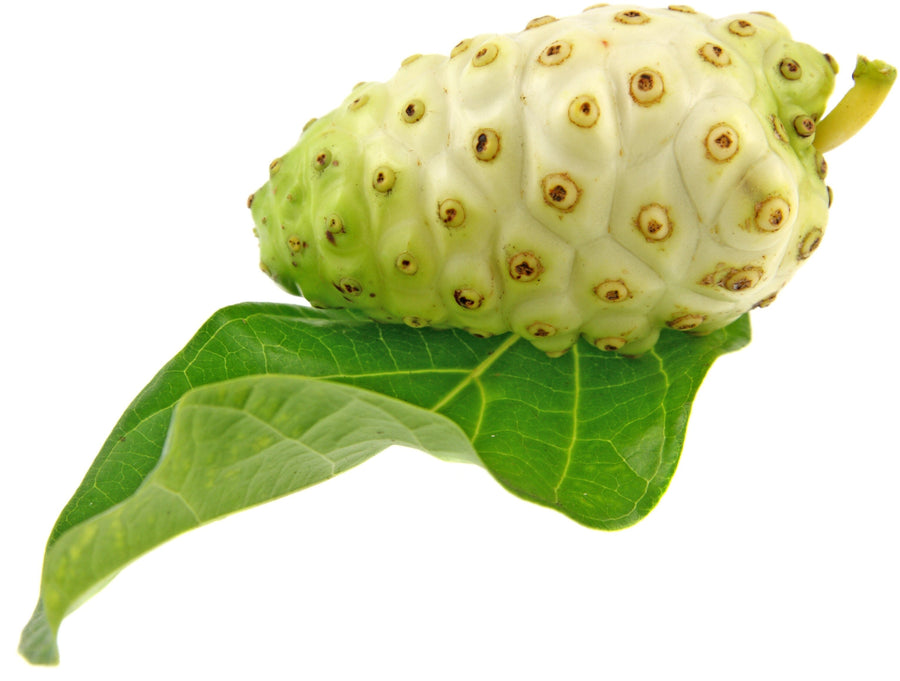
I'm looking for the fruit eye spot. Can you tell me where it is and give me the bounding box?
[372,166,396,192]
[527,322,557,337]
[473,128,501,161]
[568,94,600,127]
[779,58,802,80]
[798,227,824,260]
[755,197,791,232]
[699,42,731,67]
[615,9,651,24]
[313,149,332,171]
[348,94,369,111]
[705,123,739,161]
[454,288,483,309]
[401,99,426,123]
[450,39,472,58]
[507,252,544,282]
[541,173,581,211]
[525,15,557,30]
[667,314,706,330]
[538,40,572,66]
[629,69,665,105]
[395,252,419,274]
[438,198,466,227]
[723,268,763,291]
[769,114,789,142]
[728,19,756,37]
[336,278,362,297]
[594,280,630,302]
[793,115,816,137]
[636,203,672,241]
[472,42,499,67]
[754,292,779,309]
[595,337,627,351]
[815,152,828,179]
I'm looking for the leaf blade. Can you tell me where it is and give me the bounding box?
[21,373,476,664]
[22,304,750,664]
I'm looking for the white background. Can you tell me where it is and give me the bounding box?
[2,1,897,679]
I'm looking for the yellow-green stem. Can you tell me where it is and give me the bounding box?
[814,56,896,153]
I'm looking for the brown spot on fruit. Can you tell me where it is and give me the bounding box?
[699,42,730,67]
[629,69,664,106]
[395,252,418,274]
[401,99,425,123]
[615,9,650,24]
[527,321,557,337]
[779,58,802,80]
[472,42,499,67]
[667,314,706,330]
[815,152,828,179]
[728,19,756,37]
[754,292,778,308]
[723,267,763,291]
[438,198,466,228]
[593,279,630,302]
[568,94,600,127]
[541,173,581,211]
[454,288,483,309]
[793,115,816,137]
[770,114,789,143]
[755,197,791,232]
[798,227,824,260]
[705,123,739,161]
[526,16,557,29]
[372,166,396,192]
[349,94,369,111]
[595,337,627,351]
[538,40,572,66]
[508,251,544,282]
[313,149,332,171]
[473,128,501,161]
[451,39,472,58]
[336,278,362,297]
[636,203,672,241]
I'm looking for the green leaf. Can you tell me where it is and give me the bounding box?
[20,374,474,665]
[20,303,750,664]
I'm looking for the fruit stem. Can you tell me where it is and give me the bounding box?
[814,56,897,153]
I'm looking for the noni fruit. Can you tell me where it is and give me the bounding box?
[249,5,894,356]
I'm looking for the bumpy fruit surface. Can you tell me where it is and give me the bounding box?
[251,5,838,355]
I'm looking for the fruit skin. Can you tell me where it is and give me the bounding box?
[250,5,837,355]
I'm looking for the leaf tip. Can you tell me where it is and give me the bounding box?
[18,600,60,666]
